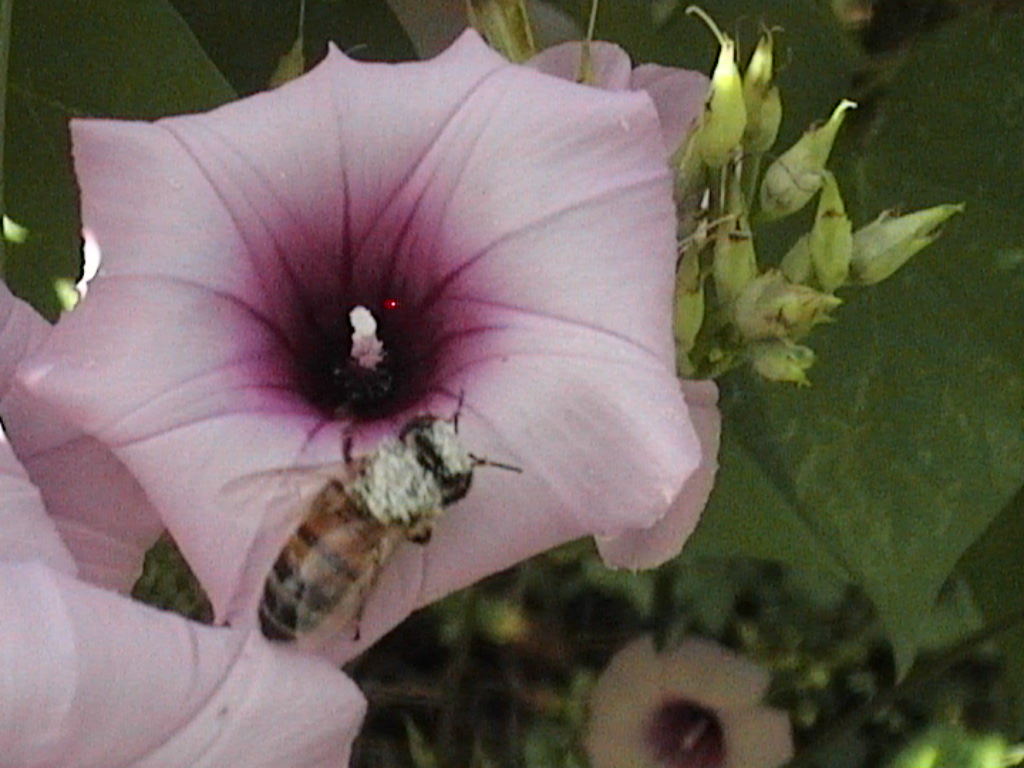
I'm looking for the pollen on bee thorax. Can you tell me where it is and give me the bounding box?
[350,442,443,525]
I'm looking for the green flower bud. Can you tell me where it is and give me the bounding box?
[674,286,705,374]
[742,29,782,154]
[467,0,536,63]
[712,168,756,306]
[672,130,707,207]
[759,99,856,221]
[848,203,965,285]
[686,6,747,168]
[748,339,815,386]
[809,171,852,292]
[713,214,757,306]
[733,269,841,341]
[2,216,29,245]
[780,232,812,284]
[674,245,705,370]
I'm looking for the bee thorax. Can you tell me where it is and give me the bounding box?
[349,444,446,526]
[401,418,475,505]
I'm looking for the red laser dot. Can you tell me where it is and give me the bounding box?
[383,298,399,310]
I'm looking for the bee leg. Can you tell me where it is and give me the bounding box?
[342,430,355,465]
[453,389,466,432]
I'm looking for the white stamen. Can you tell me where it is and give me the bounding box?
[349,305,385,369]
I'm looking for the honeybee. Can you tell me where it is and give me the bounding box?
[259,414,516,642]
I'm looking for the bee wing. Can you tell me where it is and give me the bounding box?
[219,461,358,516]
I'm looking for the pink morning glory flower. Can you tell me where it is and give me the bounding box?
[19,30,708,661]
[0,281,365,768]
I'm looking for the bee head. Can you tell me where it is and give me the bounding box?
[400,416,475,506]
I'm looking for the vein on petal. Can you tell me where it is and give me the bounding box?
[422,167,670,311]
[156,121,323,331]
[443,294,671,363]
[357,65,510,275]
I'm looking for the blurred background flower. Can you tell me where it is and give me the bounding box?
[586,635,793,768]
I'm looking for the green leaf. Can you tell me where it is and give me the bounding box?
[686,243,1024,675]
[13,0,233,118]
[682,419,849,584]
[6,0,234,317]
[957,484,1024,733]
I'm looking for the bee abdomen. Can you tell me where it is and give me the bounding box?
[259,587,298,641]
[258,516,379,641]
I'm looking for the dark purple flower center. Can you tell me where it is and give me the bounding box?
[297,296,442,421]
[643,699,726,768]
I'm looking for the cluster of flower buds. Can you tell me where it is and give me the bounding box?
[673,7,963,384]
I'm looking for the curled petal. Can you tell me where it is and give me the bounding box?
[630,64,709,156]
[0,561,364,767]
[596,380,720,569]
[0,282,50,399]
[0,282,162,591]
[0,419,76,575]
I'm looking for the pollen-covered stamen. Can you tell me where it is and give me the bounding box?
[349,306,385,370]
[325,304,395,414]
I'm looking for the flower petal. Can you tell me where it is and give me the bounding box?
[586,635,792,768]
[528,40,634,89]
[529,42,708,157]
[596,380,720,568]
[0,421,76,574]
[585,636,665,768]
[722,706,794,768]
[630,63,708,155]
[0,282,162,590]
[0,282,50,399]
[0,560,364,767]
[659,638,771,711]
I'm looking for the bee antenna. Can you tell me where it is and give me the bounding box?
[470,453,522,473]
